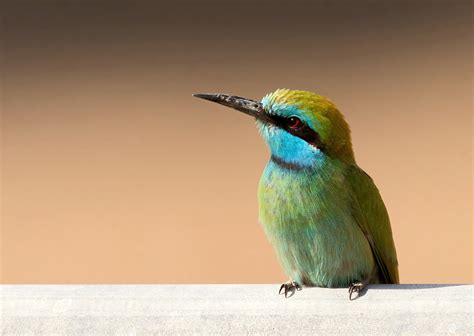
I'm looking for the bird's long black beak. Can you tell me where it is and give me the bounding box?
[193,93,274,124]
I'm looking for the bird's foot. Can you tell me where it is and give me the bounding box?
[348,280,369,301]
[279,280,302,298]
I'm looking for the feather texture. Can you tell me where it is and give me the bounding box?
[347,165,399,284]
[257,89,399,287]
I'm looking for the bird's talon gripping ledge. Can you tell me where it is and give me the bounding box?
[348,282,365,301]
[279,281,301,298]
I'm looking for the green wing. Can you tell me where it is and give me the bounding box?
[347,165,399,284]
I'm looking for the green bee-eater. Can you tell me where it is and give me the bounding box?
[194,89,399,300]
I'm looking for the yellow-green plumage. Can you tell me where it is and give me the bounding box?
[258,89,399,287]
[193,88,399,295]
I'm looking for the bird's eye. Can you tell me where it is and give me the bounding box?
[286,116,302,129]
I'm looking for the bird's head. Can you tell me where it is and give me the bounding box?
[194,89,355,169]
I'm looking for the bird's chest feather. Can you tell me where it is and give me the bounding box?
[258,160,374,287]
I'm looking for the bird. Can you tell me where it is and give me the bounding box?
[193,89,399,300]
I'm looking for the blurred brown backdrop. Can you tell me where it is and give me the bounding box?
[1,0,472,284]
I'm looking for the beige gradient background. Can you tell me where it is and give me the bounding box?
[1,0,472,284]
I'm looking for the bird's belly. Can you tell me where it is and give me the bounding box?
[264,215,375,288]
[258,164,375,288]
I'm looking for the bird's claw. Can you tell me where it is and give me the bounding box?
[279,280,301,298]
[348,281,365,301]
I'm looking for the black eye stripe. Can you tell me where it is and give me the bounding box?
[270,115,325,151]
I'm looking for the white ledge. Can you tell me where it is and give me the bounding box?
[1,284,472,334]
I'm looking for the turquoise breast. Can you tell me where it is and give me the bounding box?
[258,158,375,287]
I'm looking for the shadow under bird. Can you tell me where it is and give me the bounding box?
[193,89,399,300]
